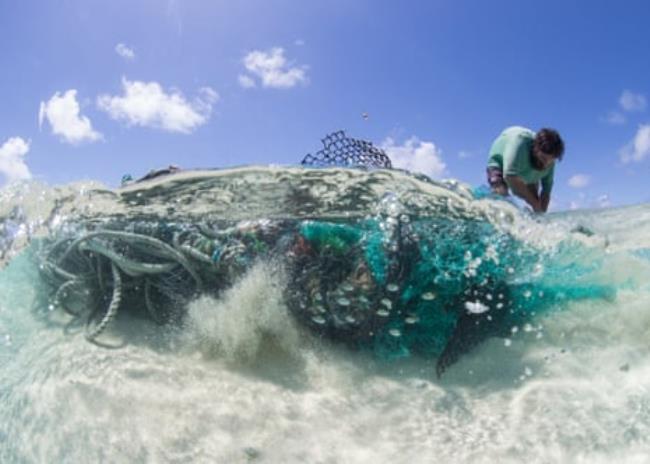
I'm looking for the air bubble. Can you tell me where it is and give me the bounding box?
[389,329,401,337]
[311,315,326,325]
[421,292,436,301]
[465,300,489,314]
[405,315,419,324]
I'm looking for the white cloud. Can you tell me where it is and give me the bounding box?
[115,43,135,60]
[567,192,611,210]
[619,90,647,112]
[619,124,650,163]
[240,47,308,89]
[0,137,31,183]
[381,136,447,178]
[568,174,591,188]
[458,150,473,159]
[97,78,219,134]
[294,39,305,46]
[238,74,256,89]
[39,90,102,144]
[605,111,626,125]
[597,194,611,208]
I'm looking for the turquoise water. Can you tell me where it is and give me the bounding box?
[1,168,650,463]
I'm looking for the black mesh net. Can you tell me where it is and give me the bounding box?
[301,131,392,169]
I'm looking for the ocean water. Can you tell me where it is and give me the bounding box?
[1,167,650,463]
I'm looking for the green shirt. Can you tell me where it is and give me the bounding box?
[487,126,554,192]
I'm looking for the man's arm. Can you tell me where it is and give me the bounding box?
[539,169,554,213]
[540,190,551,212]
[505,175,543,212]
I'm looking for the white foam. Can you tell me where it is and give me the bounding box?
[181,260,302,364]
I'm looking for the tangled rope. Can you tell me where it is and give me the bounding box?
[39,224,249,343]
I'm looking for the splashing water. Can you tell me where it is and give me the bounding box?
[1,167,650,463]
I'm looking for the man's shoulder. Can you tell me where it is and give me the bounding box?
[502,126,535,140]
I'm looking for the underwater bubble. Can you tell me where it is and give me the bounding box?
[341,283,355,293]
[337,297,351,307]
[421,292,436,301]
[486,293,493,301]
[524,367,533,376]
[523,290,532,299]
[314,293,323,301]
[536,332,543,339]
[386,203,402,217]
[358,295,369,304]
[496,303,504,309]
[405,315,419,324]
[507,267,514,274]
[386,283,399,293]
[389,329,401,337]
[523,323,534,332]
[538,291,544,298]
[504,338,512,347]
[511,326,519,334]
[376,309,390,317]
[48,304,55,312]
[311,315,326,325]
[316,305,326,314]
[464,300,489,314]
[380,298,393,309]
[345,315,356,324]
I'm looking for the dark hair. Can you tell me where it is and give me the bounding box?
[534,128,564,160]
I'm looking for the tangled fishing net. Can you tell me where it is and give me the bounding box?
[30,131,617,374]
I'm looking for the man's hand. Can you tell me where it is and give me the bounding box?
[505,175,543,212]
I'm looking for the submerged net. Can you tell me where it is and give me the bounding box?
[301,130,392,169]
[35,208,615,375]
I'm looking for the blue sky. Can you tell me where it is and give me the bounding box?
[1,0,649,210]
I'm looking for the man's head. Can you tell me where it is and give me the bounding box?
[531,128,564,170]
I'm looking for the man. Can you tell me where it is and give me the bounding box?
[486,126,564,213]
